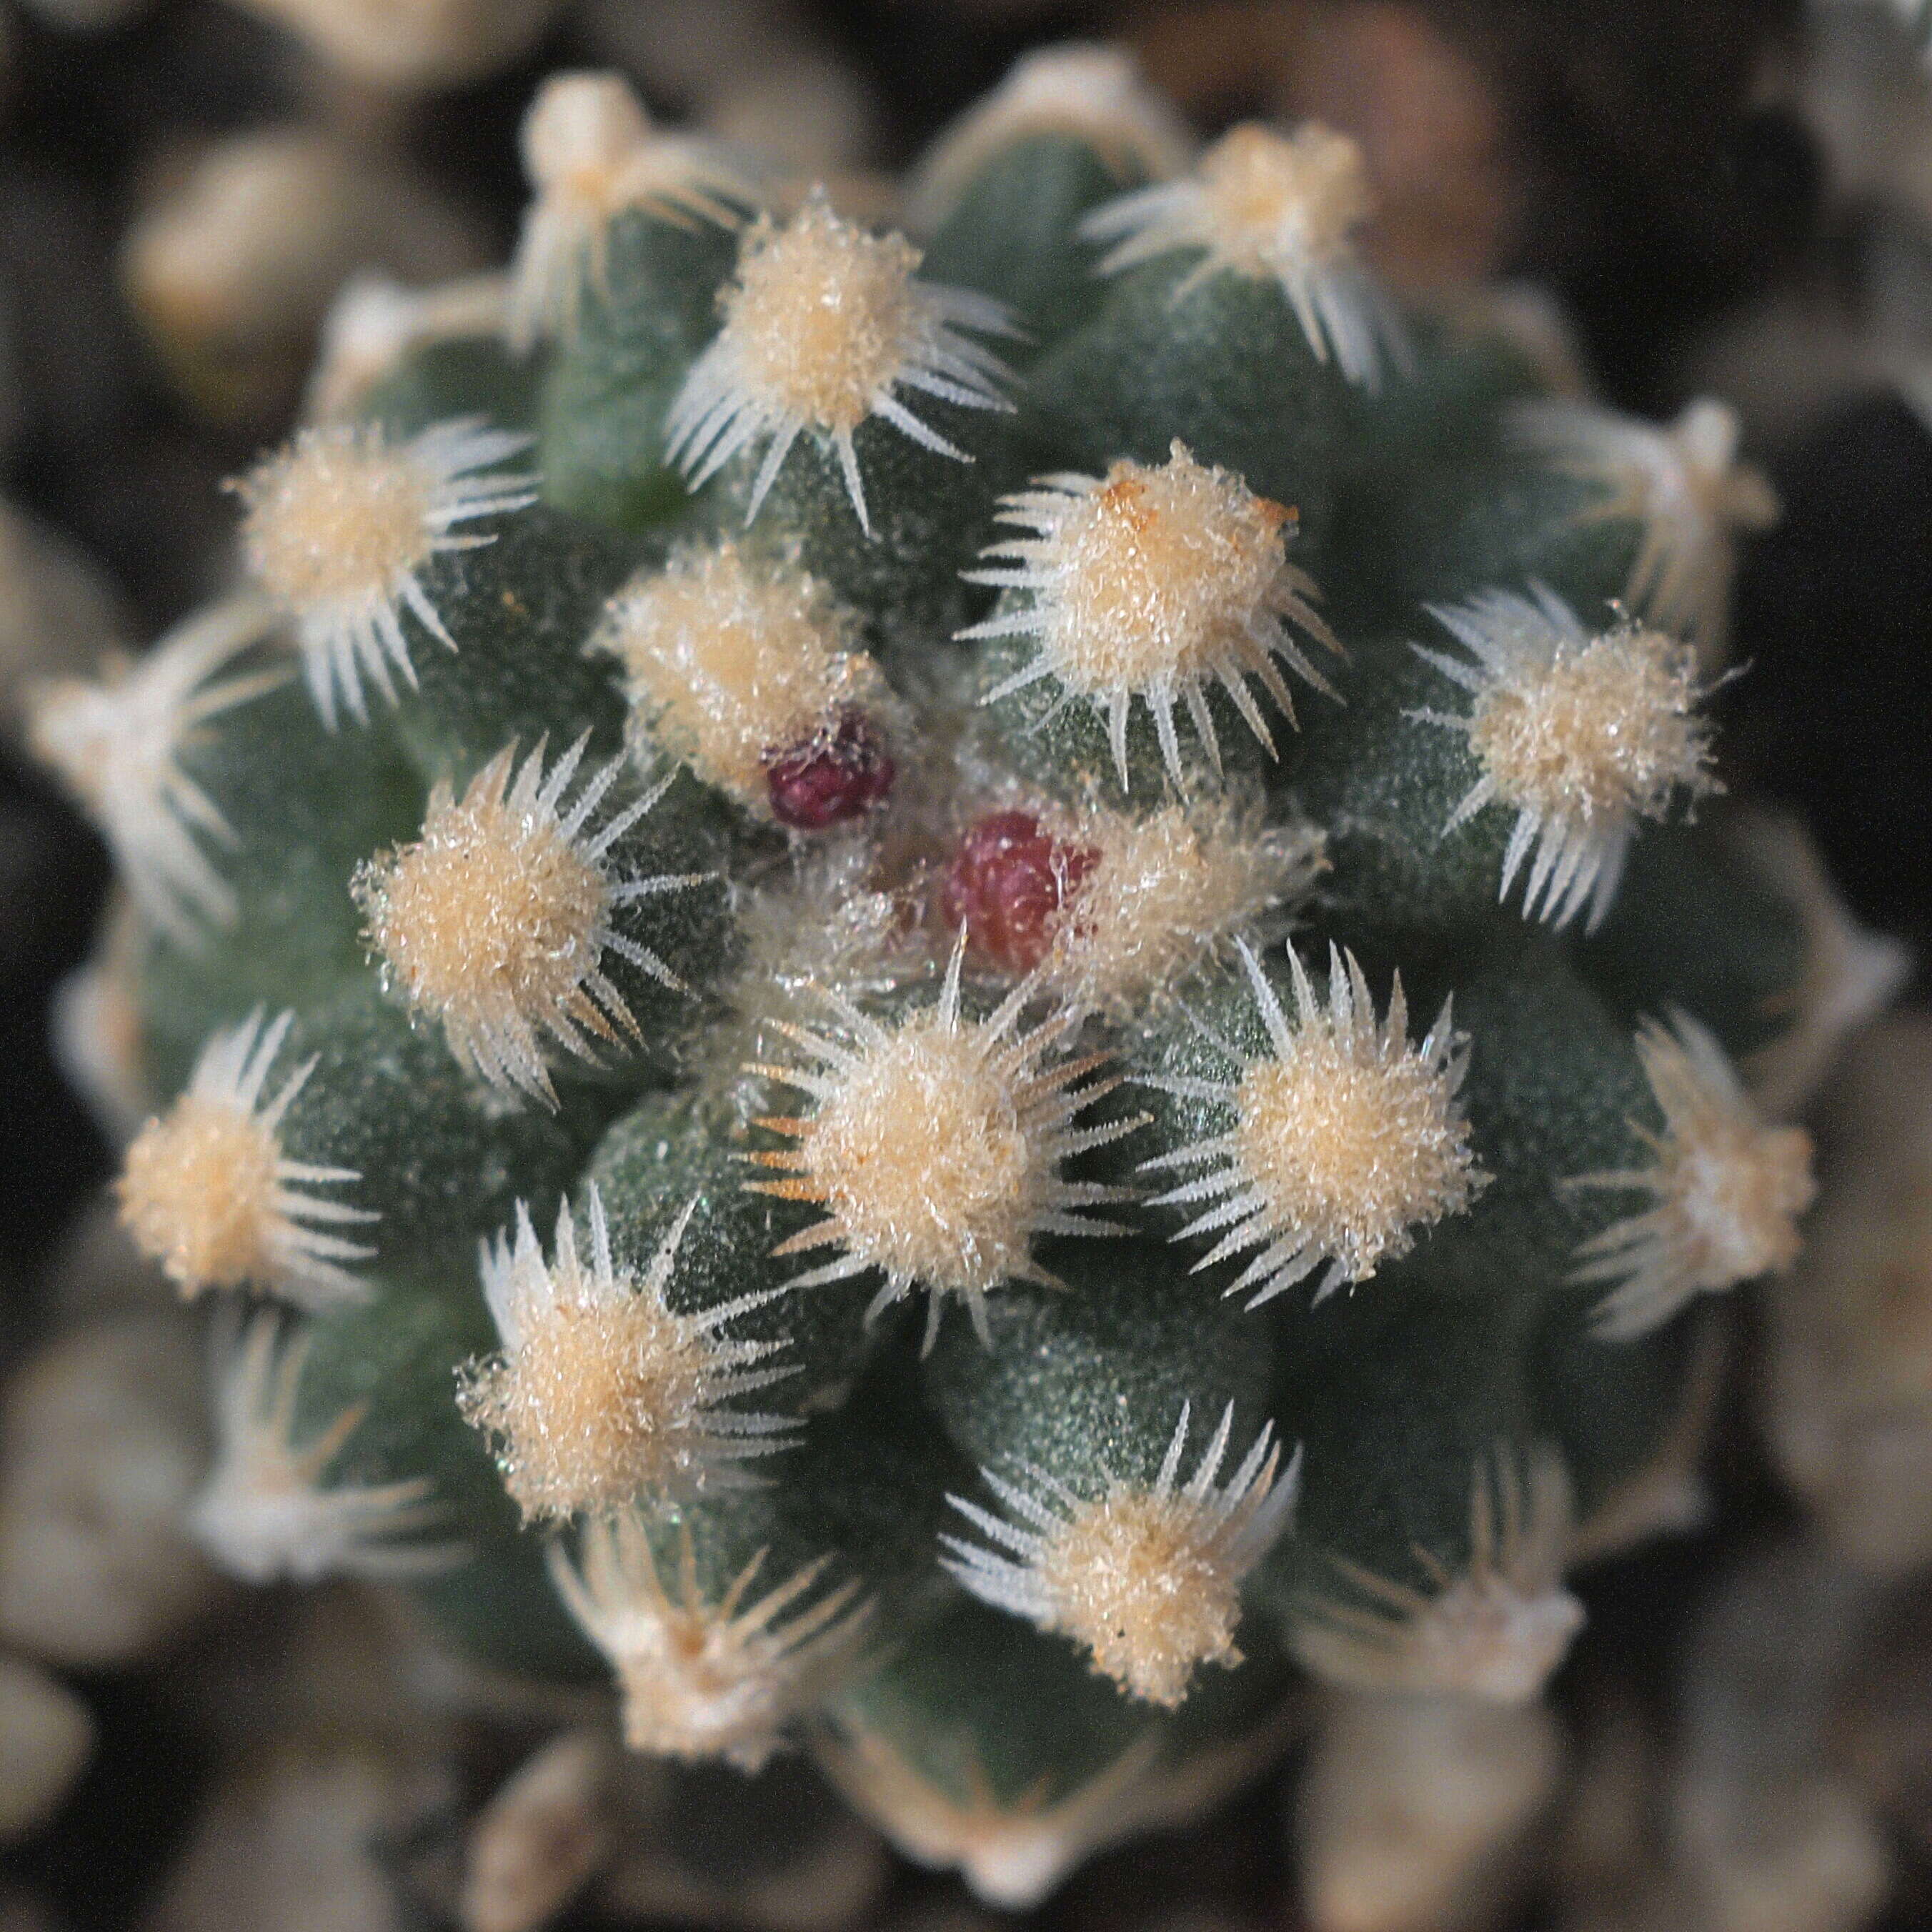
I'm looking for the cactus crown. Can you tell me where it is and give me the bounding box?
[38,46,1857,1908]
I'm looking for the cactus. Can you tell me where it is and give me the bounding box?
[30,49,1876,1906]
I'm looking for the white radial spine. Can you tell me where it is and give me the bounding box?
[24,597,286,948]
[547,1513,873,1771]
[191,1308,462,1585]
[462,1186,799,1519]
[507,71,755,352]
[1509,396,1778,662]
[1141,939,1479,1307]
[356,733,712,1107]
[1413,582,1719,932]
[941,1398,1298,1670]
[1078,122,1409,388]
[1569,1011,1816,1341]
[906,42,1194,231]
[745,935,1142,1353]
[1293,1448,1584,1704]
[118,1008,377,1311]
[235,417,536,730]
[960,442,1340,791]
[664,194,1018,537]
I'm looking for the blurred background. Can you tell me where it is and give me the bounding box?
[5,3,1932,1929]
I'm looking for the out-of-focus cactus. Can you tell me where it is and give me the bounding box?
[31,47,1881,1904]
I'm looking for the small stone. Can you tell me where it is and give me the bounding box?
[0,1316,215,1668]
[1549,1688,1674,1931]
[460,1730,610,1932]
[147,1749,439,1932]
[0,1653,94,1841]
[1673,1778,1891,1932]
[1671,1540,1893,1932]
[1295,1690,1566,1932]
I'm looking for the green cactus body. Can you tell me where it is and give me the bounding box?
[538,210,747,531]
[128,682,426,1087]
[289,1278,609,1683]
[362,334,542,448]
[581,1087,881,1405]
[42,51,1846,1905]
[1576,817,1812,1062]
[922,134,1144,356]
[1027,262,1342,547]
[816,1595,1297,1908]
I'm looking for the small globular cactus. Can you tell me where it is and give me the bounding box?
[34,47,1881,1905]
